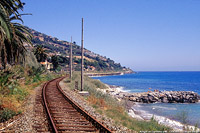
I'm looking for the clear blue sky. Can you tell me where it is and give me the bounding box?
[22,0,200,71]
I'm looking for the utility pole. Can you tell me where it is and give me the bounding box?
[70,36,73,80]
[81,18,84,91]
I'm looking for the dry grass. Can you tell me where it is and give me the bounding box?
[67,72,171,132]
[74,56,95,62]
[0,65,59,122]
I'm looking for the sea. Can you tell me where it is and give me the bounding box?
[92,72,200,127]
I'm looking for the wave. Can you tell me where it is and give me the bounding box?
[130,105,199,131]
[115,86,131,92]
[151,106,177,110]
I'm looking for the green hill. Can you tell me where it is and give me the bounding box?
[27,27,133,73]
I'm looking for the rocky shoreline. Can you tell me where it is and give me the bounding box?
[85,70,134,77]
[116,91,200,103]
[99,84,200,131]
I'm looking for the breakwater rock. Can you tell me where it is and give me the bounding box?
[115,91,200,103]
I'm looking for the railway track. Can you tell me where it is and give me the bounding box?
[42,77,112,133]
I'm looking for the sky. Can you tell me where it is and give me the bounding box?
[21,0,200,71]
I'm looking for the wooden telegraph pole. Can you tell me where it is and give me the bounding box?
[81,18,84,91]
[70,36,73,80]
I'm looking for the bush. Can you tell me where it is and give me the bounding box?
[91,79,107,89]
[32,73,42,83]
[0,65,59,123]
[0,108,16,122]
[67,72,171,132]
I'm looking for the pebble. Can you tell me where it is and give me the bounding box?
[1,78,134,133]
[59,78,134,133]
[1,84,51,132]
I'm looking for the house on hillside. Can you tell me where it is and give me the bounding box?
[40,60,53,70]
[90,66,96,71]
[85,66,96,71]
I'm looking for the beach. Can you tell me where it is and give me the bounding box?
[97,84,200,132]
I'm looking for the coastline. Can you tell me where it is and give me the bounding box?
[97,83,200,132]
[85,70,134,77]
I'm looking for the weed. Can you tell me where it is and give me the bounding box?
[0,108,16,122]
[195,122,199,131]
[0,65,59,123]
[92,105,97,109]
[97,109,103,115]
[67,72,171,132]
[175,110,188,124]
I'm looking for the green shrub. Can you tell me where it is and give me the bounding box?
[32,73,41,83]
[15,88,28,101]
[0,65,61,123]
[67,72,171,132]
[91,79,107,89]
[0,108,16,122]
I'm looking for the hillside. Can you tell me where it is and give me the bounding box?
[26,27,133,73]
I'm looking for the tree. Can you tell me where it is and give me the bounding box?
[51,55,59,70]
[34,45,47,62]
[0,0,32,69]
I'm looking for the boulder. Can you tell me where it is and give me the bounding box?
[141,96,149,103]
[120,91,200,104]
[186,94,191,100]
[148,95,157,103]
[161,97,169,103]
[172,96,181,102]
[129,97,137,102]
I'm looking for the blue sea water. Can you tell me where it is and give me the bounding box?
[92,72,200,126]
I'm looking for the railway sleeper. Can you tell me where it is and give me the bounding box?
[53,116,86,119]
[51,110,80,113]
[58,127,97,132]
[55,121,91,125]
[52,112,84,116]
[56,124,94,128]
[48,103,73,107]
[51,108,76,110]
[43,77,112,133]
[54,119,89,122]
[52,113,81,117]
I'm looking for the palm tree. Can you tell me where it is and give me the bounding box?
[0,0,32,69]
[34,45,47,62]
[0,0,24,46]
[51,55,59,70]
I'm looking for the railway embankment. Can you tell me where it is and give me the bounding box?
[62,72,171,132]
[59,78,129,132]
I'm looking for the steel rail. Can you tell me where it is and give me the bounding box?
[42,78,59,133]
[56,77,112,133]
[42,77,112,133]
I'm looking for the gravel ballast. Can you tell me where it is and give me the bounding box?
[59,78,133,133]
[1,84,51,132]
[1,78,133,132]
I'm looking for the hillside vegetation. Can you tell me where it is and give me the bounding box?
[0,65,60,122]
[27,27,133,72]
[0,0,133,125]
